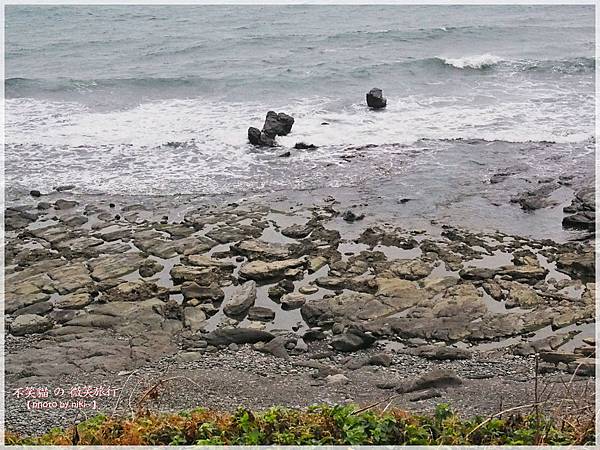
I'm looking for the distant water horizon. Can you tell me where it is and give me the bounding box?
[4,5,595,198]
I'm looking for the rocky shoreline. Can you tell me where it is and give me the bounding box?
[4,180,596,435]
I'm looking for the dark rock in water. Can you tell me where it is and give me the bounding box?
[204,327,274,346]
[55,184,76,192]
[562,184,595,231]
[278,151,291,158]
[30,190,42,198]
[331,330,376,352]
[342,210,365,222]
[563,212,595,230]
[366,88,387,109]
[247,306,276,322]
[396,368,462,393]
[54,199,78,210]
[262,111,294,137]
[248,127,276,147]
[294,142,318,150]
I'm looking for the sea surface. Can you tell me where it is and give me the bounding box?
[4,5,595,209]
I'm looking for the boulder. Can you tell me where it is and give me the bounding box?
[181,281,225,303]
[396,369,462,393]
[262,111,294,137]
[10,314,53,336]
[54,293,92,310]
[366,88,387,109]
[183,307,207,332]
[342,210,365,222]
[331,330,376,352]
[248,127,276,147]
[239,258,305,281]
[204,328,274,346]
[280,293,306,309]
[223,280,257,316]
[247,306,275,322]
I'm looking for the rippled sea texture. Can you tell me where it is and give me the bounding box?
[5,5,595,197]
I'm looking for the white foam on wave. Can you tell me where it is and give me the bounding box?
[441,54,504,69]
[5,91,593,149]
[4,91,594,196]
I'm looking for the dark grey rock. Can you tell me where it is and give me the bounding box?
[366,88,387,109]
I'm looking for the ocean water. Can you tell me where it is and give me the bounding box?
[4,5,595,199]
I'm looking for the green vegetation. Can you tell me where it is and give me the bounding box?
[5,404,594,445]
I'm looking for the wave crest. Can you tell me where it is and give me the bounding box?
[439,54,504,69]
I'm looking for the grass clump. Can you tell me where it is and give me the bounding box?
[5,403,594,445]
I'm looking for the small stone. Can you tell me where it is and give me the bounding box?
[326,374,350,385]
[30,190,42,198]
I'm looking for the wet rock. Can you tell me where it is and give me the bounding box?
[262,111,295,137]
[54,293,92,310]
[139,259,164,278]
[555,250,594,281]
[232,239,291,261]
[331,330,376,352]
[239,258,305,281]
[562,212,595,230]
[342,210,365,222]
[281,224,312,239]
[268,279,295,300]
[308,256,328,273]
[247,306,276,322]
[280,293,306,309]
[303,328,326,341]
[30,190,42,197]
[224,280,257,316]
[5,207,40,230]
[366,88,387,109]
[278,151,291,157]
[204,328,274,346]
[248,127,276,147]
[396,369,462,393]
[294,142,318,149]
[10,314,53,336]
[54,199,78,210]
[181,281,225,303]
[299,285,319,295]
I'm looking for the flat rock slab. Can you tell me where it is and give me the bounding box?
[89,253,147,281]
[239,258,305,281]
[204,328,275,346]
